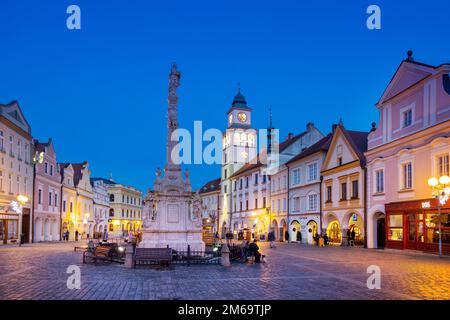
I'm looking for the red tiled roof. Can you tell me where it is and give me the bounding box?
[198,177,221,194]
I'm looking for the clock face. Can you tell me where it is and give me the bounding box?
[237,112,247,122]
[228,114,233,124]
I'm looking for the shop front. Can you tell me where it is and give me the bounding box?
[385,198,450,254]
[0,213,20,244]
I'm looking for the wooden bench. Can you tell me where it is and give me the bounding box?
[74,245,88,252]
[134,248,172,267]
[83,246,113,263]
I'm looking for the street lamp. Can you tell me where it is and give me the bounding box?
[428,175,450,257]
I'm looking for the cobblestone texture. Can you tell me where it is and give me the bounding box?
[0,242,449,300]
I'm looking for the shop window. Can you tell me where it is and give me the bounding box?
[388,214,403,241]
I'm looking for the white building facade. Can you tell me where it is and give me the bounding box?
[91,178,110,238]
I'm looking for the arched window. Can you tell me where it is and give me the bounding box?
[109,208,114,217]
[109,194,115,202]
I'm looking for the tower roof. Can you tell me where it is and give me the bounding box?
[231,88,248,108]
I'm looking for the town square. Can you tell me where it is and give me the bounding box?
[1,0,450,308]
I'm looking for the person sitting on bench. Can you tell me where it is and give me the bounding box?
[248,240,263,263]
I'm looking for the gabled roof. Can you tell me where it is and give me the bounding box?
[377,56,450,105]
[60,162,88,187]
[198,177,221,194]
[34,138,54,154]
[0,100,31,136]
[286,134,332,165]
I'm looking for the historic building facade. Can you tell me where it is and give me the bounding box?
[60,163,77,240]
[32,139,61,242]
[285,134,332,244]
[229,125,324,241]
[198,177,221,233]
[104,178,143,237]
[90,178,110,238]
[321,124,369,246]
[0,101,33,244]
[219,90,258,238]
[366,53,450,253]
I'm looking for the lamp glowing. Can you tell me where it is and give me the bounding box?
[439,175,450,185]
[428,177,438,187]
[17,195,29,204]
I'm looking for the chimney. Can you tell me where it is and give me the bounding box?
[332,124,337,133]
[370,122,377,132]
[287,132,294,140]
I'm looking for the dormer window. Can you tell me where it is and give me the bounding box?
[338,157,343,166]
[402,109,413,128]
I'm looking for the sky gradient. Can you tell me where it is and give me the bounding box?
[1,0,449,192]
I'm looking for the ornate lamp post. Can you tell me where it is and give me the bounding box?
[427,175,450,257]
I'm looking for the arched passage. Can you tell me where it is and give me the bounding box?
[34,218,42,242]
[306,220,318,245]
[343,211,364,245]
[280,219,287,242]
[372,211,386,249]
[290,220,300,243]
[271,219,279,240]
[323,213,341,245]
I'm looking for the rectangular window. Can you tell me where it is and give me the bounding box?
[402,162,413,189]
[293,197,300,211]
[224,169,227,179]
[63,200,66,212]
[376,170,384,193]
[437,154,450,177]
[245,177,249,188]
[341,182,347,200]
[0,131,3,151]
[403,109,412,127]
[388,214,403,241]
[338,157,343,166]
[246,200,248,210]
[271,200,274,211]
[283,176,287,189]
[262,175,267,184]
[326,186,332,202]
[54,194,58,207]
[240,179,242,190]
[254,198,258,209]
[240,201,242,211]
[254,173,258,185]
[308,194,318,211]
[263,197,266,208]
[70,202,73,212]
[45,163,48,174]
[49,192,52,206]
[50,165,53,176]
[277,199,280,212]
[308,163,318,181]
[351,180,359,199]
[283,198,286,211]
[38,189,42,205]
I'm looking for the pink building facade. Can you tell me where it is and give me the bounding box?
[33,139,62,242]
[366,53,450,253]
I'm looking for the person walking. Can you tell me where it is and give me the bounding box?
[347,229,351,246]
[268,230,276,248]
[351,229,356,246]
[75,230,79,241]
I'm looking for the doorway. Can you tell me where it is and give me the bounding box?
[376,218,385,249]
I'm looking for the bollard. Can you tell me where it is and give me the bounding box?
[220,244,231,267]
[125,243,135,268]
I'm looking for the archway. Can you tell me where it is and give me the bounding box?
[324,213,341,244]
[51,220,59,241]
[271,219,279,241]
[34,218,42,242]
[255,219,266,241]
[306,220,318,245]
[372,212,386,249]
[344,212,364,245]
[43,219,51,241]
[290,220,300,242]
[280,219,287,242]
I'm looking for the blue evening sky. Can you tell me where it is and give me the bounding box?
[1,0,449,192]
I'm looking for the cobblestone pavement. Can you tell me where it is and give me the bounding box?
[1,241,449,300]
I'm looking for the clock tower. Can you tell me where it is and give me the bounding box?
[220,88,257,237]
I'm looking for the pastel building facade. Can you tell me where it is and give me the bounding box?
[60,164,78,240]
[90,178,110,238]
[198,177,221,232]
[285,134,332,244]
[104,179,143,237]
[321,124,369,245]
[366,54,450,253]
[33,139,61,242]
[0,101,33,244]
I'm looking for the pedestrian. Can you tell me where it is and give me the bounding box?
[347,229,351,246]
[103,230,109,242]
[268,230,275,248]
[75,230,79,241]
[66,230,70,241]
[323,233,329,245]
[297,230,302,243]
[351,229,356,246]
